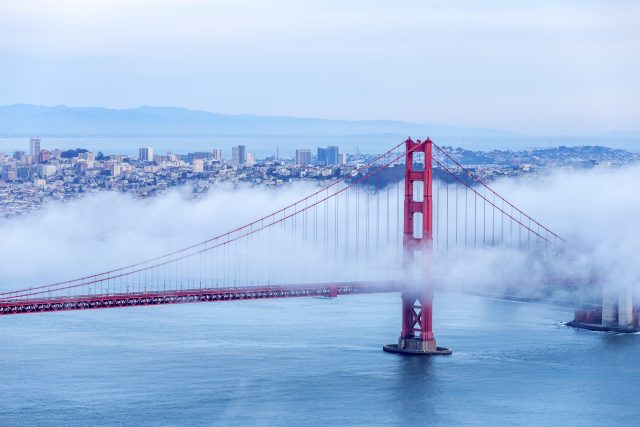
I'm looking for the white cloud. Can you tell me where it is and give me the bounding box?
[1,163,638,306]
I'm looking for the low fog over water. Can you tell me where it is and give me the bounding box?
[1,163,638,303]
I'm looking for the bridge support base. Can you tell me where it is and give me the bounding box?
[383,341,452,356]
[568,306,640,333]
[567,320,640,333]
[384,291,451,356]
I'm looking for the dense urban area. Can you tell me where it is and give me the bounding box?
[1,137,638,218]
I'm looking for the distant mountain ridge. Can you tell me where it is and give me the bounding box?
[0,104,517,138]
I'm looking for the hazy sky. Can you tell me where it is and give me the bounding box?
[0,0,638,134]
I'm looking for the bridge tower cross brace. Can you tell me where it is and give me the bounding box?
[384,137,451,355]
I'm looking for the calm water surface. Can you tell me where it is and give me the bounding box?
[1,292,639,426]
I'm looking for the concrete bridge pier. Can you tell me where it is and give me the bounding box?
[383,290,452,356]
[601,287,618,327]
[617,283,634,330]
[570,283,639,332]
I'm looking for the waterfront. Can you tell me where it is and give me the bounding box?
[0,136,398,158]
[2,135,640,158]
[1,292,638,426]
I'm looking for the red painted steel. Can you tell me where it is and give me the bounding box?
[399,138,437,347]
[0,281,403,316]
[402,137,433,249]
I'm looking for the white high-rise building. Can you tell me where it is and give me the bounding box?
[110,163,121,177]
[192,159,204,173]
[30,137,41,164]
[212,148,222,161]
[246,152,256,167]
[139,147,154,162]
[40,164,57,177]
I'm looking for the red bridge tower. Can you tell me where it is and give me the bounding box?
[384,137,452,355]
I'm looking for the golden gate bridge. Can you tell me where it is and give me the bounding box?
[1,138,635,354]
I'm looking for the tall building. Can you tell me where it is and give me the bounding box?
[192,159,204,173]
[231,145,246,166]
[325,146,339,165]
[39,150,51,163]
[17,166,33,179]
[338,153,347,165]
[139,147,153,162]
[316,145,339,166]
[109,163,121,177]
[232,147,240,166]
[238,145,246,164]
[13,151,26,162]
[246,152,256,167]
[317,147,326,165]
[30,137,41,164]
[212,148,222,161]
[40,164,57,177]
[295,149,311,165]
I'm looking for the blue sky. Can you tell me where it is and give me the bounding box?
[0,0,638,134]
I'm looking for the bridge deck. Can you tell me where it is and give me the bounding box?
[0,281,404,316]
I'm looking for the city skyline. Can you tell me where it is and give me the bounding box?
[3,134,636,220]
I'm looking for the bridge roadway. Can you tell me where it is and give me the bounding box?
[0,281,405,316]
[0,275,597,317]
